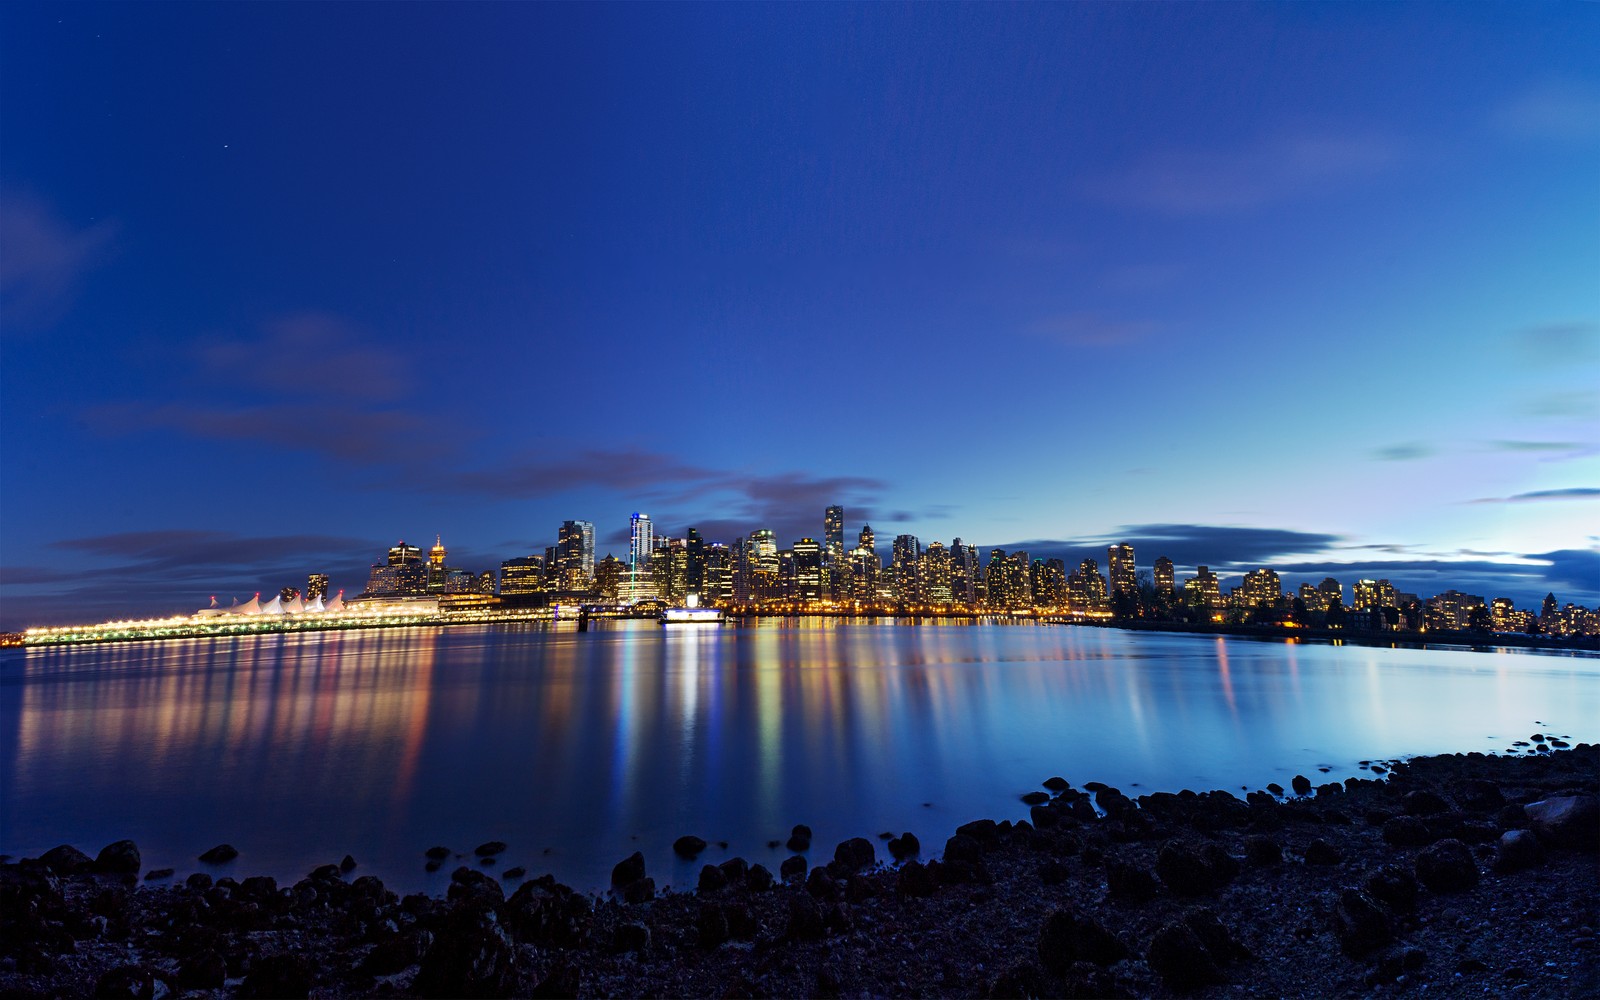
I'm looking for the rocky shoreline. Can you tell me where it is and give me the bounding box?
[4,743,1596,999]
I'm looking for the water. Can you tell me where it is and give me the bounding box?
[3,621,1596,894]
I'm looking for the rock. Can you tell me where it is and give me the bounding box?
[1381,815,1435,847]
[502,866,526,879]
[1523,795,1599,851]
[1156,841,1218,896]
[611,851,646,887]
[987,959,1047,999]
[446,867,505,907]
[785,893,826,940]
[1021,791,1051,805]
[1363,864,1419,915]
[697,864,727,893]
[780,855,807,882]
[241,953,315,999]
[832,837,875,872]
[1147,923,1226,991]
[956,818,1000,844]
[697,902,730,948]
[1304,839,1343,866]
[413,910,519,998]
[185,872,213,891]
[425,846,452,860]
[310,863,342,881]
[620,877,655,903]
[787,824,812,851]
[888,832,921,860]
[613,921,650,953]
[1402,790,1451,815]
[1458,780,1504,812]
[717,857,748,883]
[94,840,141,875]
[1291,775,1312,796]
[1244,835,1282,866]
[1039,859,1069,885]
[1267,782,1285,796]
[745,863,773,891]
[673,835,708,859]
[1106,859,1160,902]
[39,844,93,873]
[1333,888,1392,957]
[1414,839,1479,893]
[944,833,983,864]
[340,854,358,873]
[474,841,507,857]
[806,868,838,900]
[177,950,228,990]
[1043,776,1071,791]
[1494,829,1545,872]
[143,868,174,881]
[1037,907,1129,970]
[896,859,937,897]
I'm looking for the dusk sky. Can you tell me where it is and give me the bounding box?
[2,2,1596,630]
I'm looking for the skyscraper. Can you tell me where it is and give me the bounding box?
[499,556,544,596]
[1108,543,1136,598]
[1153,556,1175,597]
[793,538,823,603]
[558,520,595,587]
[306,573,330,600]
[630,513,654,571]
[858,523,874,554]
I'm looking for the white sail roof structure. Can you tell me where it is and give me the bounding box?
[260,594,285,615]
[324,590,345,613]
[234,593,263,615]
[306,595,325,614]
[284,594,306,615]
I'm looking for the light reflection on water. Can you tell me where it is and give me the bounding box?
[2,622,1595,894]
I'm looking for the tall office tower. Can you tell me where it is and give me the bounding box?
[748,528,778,602]
[892,534,921,604]
[1034,558,1067,609]
[1352,579,1380,611]
[686,527,706,593]
[306,573,330,600]
[388,541,422,565]
[949,538,977,607]
[731,535,748,602]
[777,548,797,599]
[630,513,654,571]
[858,524,875,555]
[1108,544,1137,598]
[1298,581,1326,611]
[650,539,689,604]
[703,544,732,605]
[1153,556,1175,597]
[793,538,823,603]
[499,555,545,595]
[985,548,1011,608]
[825,506,845,559]
[1184,566,1221,607]
[594,555,624,602]
[1078,558,1108,606]
[426,536,449,592]
[1317,577,1344,608]
[1240,568,1282,607]
[558,520,595,587]
[1012,549,1032,607]
[921,541,952,604]
[849,543,879,603]
[542,545,562,588]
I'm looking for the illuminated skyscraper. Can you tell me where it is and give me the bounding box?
[388,541,422,565]
[858,524,875,554]
[1184,566,1221,608]
[950,538,979,607]
[893,535,921,604]
[686,527,705,593]
[630,513,654,571]
[1153,556,1175,597]
[922,541,951,604]
[1318,577,1344,608]
[1240,568,1282,607]
[1107,544,1136,598]
[793,538,823,603]
[500,556,544,596]
[825,506,844,559]
[427,536,449,592]
[306,573,330,600]
[558,520,595,587]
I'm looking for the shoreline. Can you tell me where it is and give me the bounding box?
[4,744,1595,998]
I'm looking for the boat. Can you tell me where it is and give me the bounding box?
[660,593,725,625]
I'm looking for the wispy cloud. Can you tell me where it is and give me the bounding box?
[1026,312,1162,348]
[0,190,117,330]
[1371,442,1434,462]
[84,400,446,464]
[1492,82,1600,143]
[1510,320,1599,367]
[990,524,1342,573]
[1468,487,1600,505]
[1522,389,1599,419]
[199,313,413,402]
[1085,131,1401,215]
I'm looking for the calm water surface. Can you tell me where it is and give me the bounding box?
[3,621,1596,893]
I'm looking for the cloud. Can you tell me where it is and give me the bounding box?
[456,449,727,500]
[1492,82,1600,143]
[1026,313,1162,348]
[1510,320,1599,367]
[1371,442,1434,462]
[1489,440,1587,454]
[1522,389,1599,419]
[984,524,1343,573]
[83,400,446,464]
[1086,132,1400,215]
[198,313,413,402]
[0,191,117,329]
[1468,487,1600,505]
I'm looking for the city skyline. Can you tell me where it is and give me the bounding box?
[2,4,1596,630]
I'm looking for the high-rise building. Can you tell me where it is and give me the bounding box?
[793,538,823,603]
[893,535,921,604]
[594,555,625,602]
[651,539,689,604]
[1108,544,1137,598]
[1298,581,1327,612]
[1318,577,1344,608]
[499,556,545,595]
[848,543,879,603]
[858,524,874,555]
[1240,568,1282,608]
[306,574,330,600]
[1184,566,1221,608]
[922,541,951,604]
[950,538,979,607]
[1153,556,1175,597]
[825,506,844,560]
[630,513,654,571]
[1033,558,1066,609]
[388,541,422,566]
[985,548,1013,609]
[703,544,732,605]
[558,520,595,585]
[686,527,706,593]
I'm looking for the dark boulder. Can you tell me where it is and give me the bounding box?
[1147,923,1225,991]
[1363,864,1418,915]
[896,859,937,897]
[144,868,174,881]
[943,833,984,865]
[199,844,238,864]
[785,893,826,940]
[1381,815,1435,847]
[888,832,921,860]
[340,854,358,873]
[240,953,315,999]
[787,824,812,851]
[697,902,730,948]
[1457,780,1504,812]
[956,818,1000,844]
[1291,775,1312,796]
[1402,790,1451,815]
[1022,791,1051,806]
[610,851,645,887]
[745,863,773,892]
[474,841,507,857]
[780,855,807,882]
[425,846,452,861]
[806,868,838,900]
[1414,839,1479,893]
[413,911,519,999]
[1043,776,1071,791]
[697,864,727,894]
[1037,907,1129,970]
[1156,842,1219,897]
[673,835,708,859]
[832,837,875,872]
[94,840,141,875]
[1523,795,1599,851]
[185,872,213,891]
[1106,859,1160,902]
[620,877,655,903]
[39,844,93,874]
[1304,839,1343,866]
[1332,888,1392,957]
[1244,835,1282,866]
[1494,829,1545,872]
[447,867,505,907]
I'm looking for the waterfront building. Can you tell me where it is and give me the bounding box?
[1033,558,1066,610]
[630,513,655,572]
[922,542,952,605]
[893,535,921,604]
[594,554,625,602]
[1153,556,1175,598]
[388,541,422,566]
[794,538,823,603]
[1108,544,1137,598]
[950,538,979,608]
[685,527,706,593]
[500,555,545,596]
[825,506,845,562]
[1299,581,1327,612]
[362,558,427,597]
[306,574,330,600]
[428,536,449,591]
[558,520,595,588]
[1240,568,1282,608]
[848,543,879,603]
[1068,558,1108,612]
[651,538,689,605]
[703,544,732,605]
[1425,589,1487,630]
[858,524,875,555]
[1184,566,1221,608]
[1353,578,1398,611]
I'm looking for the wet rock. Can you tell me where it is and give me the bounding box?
[1244,835,1282,866]
[1363,864,1419,915]
[1381,815,1435,847]
[717,856,748,883]
[39,844,94,874]
[1498,802,1528,829]
[413,910,519,999]
[1022,791,1051,805]
[697,864,727,893]
[94,840,141,875]
[425,846,452,860]
[1157,841,1219,897]
[1304,839,1343,866]
[502,866,526,879]
[340,854,358,873]
[1266,782,1285,796]
[1291,775,1312,796]
[673,835,708,859]
[786,824,812,851]
[1458,779,1505,812]
[620,877,655,903]
[1494,829,1545,872]
[143,868,174,881]
[1037,906,1130,970]
[610,851,646,887]
[832,837,875,872]
[944,833,984,864]
[239,875,278,902]
[93,964,165,999]
[1523,795,1599,851]
[185,872,213,891]
[806,868,838,900]
[241,953,315,999]
[1414,838,1479,893]
[1403,790,1451,815]
[447,867,505,907]
[780,855,807,883]
[613,921,650,953]
[1106,859,1160,902]
[785,893,826,940]
[310,863,343,881]
[745,863,773,891]
[896,859,937,897]
[956,818,1001,844]
[474,841,507,857]
[1043,776,1071,791]
[887,832,921,860]
[198,844,238,864]
[1333,888,1393,957]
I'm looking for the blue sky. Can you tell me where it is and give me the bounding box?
[2,2,1596,628]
